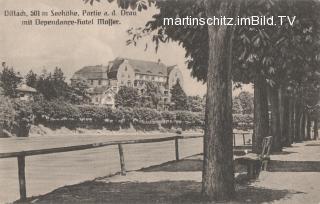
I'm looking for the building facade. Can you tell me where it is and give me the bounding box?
[71,57,183,107]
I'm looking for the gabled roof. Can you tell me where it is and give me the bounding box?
[108,57,168,79]
[72,65,108,80]
[167,65,177,74]
[88,86,115,95]
[16,84,37,93]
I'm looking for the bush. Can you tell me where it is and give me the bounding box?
[233,114,253,131]
[161,111,176,122]
[12,100,33,137]
[132,108,161,123]
[0,96,15,132]
[175,111,203,125]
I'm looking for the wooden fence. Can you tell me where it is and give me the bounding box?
[0,132,252,202]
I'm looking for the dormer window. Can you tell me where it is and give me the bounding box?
[125,66,128,71]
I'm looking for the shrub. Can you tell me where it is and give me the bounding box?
[233,114,253,131]
[0,96,15,132]
[161,111,176,122]
[12,100,33,137]
[133,108,161,123]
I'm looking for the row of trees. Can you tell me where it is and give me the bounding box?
[115,80,205,111]
[91,0,320,201]
[0,64,90,104]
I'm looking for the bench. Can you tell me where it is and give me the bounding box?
[234,136,273,179]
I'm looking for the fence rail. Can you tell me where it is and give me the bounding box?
[0,132,252,202]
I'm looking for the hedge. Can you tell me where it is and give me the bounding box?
[30,100,253,132]
[0,96,33,137]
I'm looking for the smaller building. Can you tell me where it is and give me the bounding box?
[88,86,115,108]
[16,84,37,101]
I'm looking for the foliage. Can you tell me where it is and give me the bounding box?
[115,86,140,107]
[26,70,38,88]
[187,95,204,112]
[233,91,254,114]
[142,82,163,109]
[170,80,188,110]
[68,79,90,104]
[12,100,33,137]
[175,111,203,125]
[0,96,15,131]
[0,96,33,137]
[233,114,254,131]
[0,63,22,97]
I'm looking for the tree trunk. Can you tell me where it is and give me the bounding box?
[306,113,311,140]
[286,98,295,147]
[270,86,282,152]
[294,98,302,142]
[300,110,306,141]
[282,95,290,146]
[202,0,240,201]
[278,86,284,145]
[253,75,269,153]
[314,118,319,140]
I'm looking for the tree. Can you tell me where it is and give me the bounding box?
[234,91,254,114]
[68,79,90,104]
[170,80,188,111]
[143,82,163,109]
[0,62,22,97]
[36,68,70,100]
[115,86,140,108]
[187,95,204,112]
[25,70,38,88]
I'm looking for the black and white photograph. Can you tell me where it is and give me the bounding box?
[0,0,319,203]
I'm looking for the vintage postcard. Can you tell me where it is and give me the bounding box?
[0,0,319,203]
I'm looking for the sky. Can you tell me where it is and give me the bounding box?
[0,0,252,96]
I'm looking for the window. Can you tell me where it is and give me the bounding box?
[164,91,168,95]
[98,80,102,85]
[128,75,130,79]
[121,81,124,85]
[125,66,127,71]
[151,76,155,80]
[91,80,94,85]
[134,81,138,87]
[140,75,143,79]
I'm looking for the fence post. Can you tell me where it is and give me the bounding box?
[118,144,126,176]
[233,133,236,147]
[175,137,179,161]
[242,133,246,145]
[17,155,27,201]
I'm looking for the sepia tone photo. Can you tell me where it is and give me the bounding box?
[0,0,319,203]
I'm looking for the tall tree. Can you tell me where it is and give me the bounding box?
[0,63,22,97]
[144,81,163,109]
[115,86,140,108]
[170,80,188,110]
[25,70,38,88]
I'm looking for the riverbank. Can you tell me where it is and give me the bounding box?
[21,140,320,204]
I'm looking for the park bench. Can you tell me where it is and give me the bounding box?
[234,136,273,179]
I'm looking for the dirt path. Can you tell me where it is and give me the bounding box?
[22,140,320,204]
